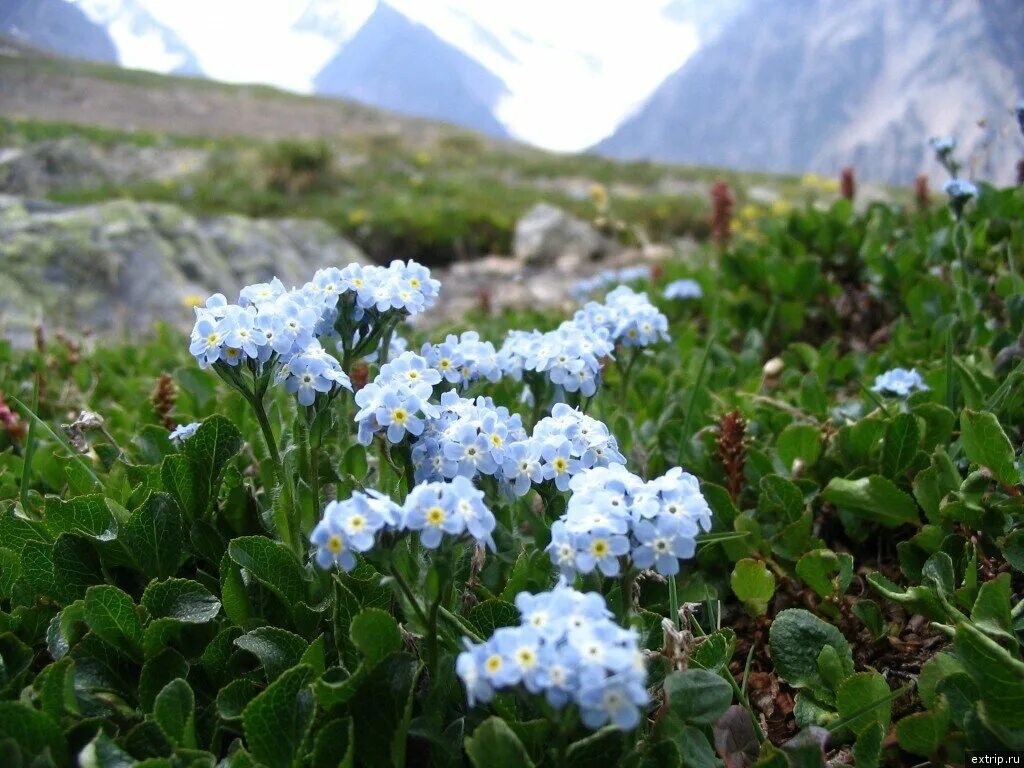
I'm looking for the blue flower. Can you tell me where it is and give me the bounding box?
[548,464,710,580]
[310,490,401,571]
[456,582,648,731]
[577,673,648,730]
[501,440,545,497]
[541,437,579,492]
[871,368,929,397]
[353,359,438,446]
[630,515,695,575]
[403,481,465,548]
[169,422,200,444]
[280,342,352,407]
[663,279,703,301]
[570,266,651,300]
[943,178,978,217]
[309,513,357,571]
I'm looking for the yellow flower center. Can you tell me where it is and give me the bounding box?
[439,358,451,369]
[392,408,408,424]
[590,538,610,557]
[515,648,537,668]
[327,534,344,553]
[490,434,503,447]
[426,506,445,526]
[207,333,220,345]
[348,515,366,532]
[553,457,568,473]
[410,278,421,289]
[485,654,503,673]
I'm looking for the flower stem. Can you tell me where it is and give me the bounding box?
[251,393,300,555]
[619,568,637,624]
[389,564,431,631]
[668,574,680,630]
[617,347,641,401]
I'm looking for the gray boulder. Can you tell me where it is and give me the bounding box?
[0,137,207,196]
[0,195,368,346]
[512,203,617,267]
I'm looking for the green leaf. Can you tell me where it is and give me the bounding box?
[0,547,20,601]
[768,609,853,703]
[235,627,309,682]
[217,679,262,722]
[228,536,309,608]
[79,731,135,768]
[183,415,243,513]
[691,628,736,673]
[219,551,253,627]
[776,424,822,471]
[880,413,920,478]
[853,722,884,768]
[37,658,76,722]
[43,495,117,541]
[665,669,733,725]
[821,475,919,527]
[161,454,201,520]
[730,558,776,617]
[84,585,143,661]
[896,701,950,757]
[19,539,56,601]
[242,664,315,768]
[139,648,188,714]
[970,573,1013,639]
[758,475,804,523]
[342,445,369,480]
[918,652,965,709]
[152,678,196,749]
[796,549,853,600]
[350,654,418,768]
[0,702,67,765]
[464,717,535,768]
[122,493,186,579]
[851,599,886,640]
[836,672,892,736]
[954,621,1024,743]
[564,726,624,768]
[46,601,87,660]
[349,608,401,666]
[959,409,1019,487]
[1001,528,1024,572]
[468,599,519,637]
[52,534,102,604]
[142,578,221,624]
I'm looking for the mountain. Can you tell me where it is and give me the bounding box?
[313,4,509,138]
[0,0,117,62]
[596,0,1024,185]
[74,0,203,76]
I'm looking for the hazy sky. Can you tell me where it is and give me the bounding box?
[75,0,700,150]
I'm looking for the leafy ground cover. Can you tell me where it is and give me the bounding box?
[1,116,824,265]
[0,170,1022,768]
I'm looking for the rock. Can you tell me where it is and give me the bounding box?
[0,195,368,346]
[0,138,109,197]
[512,203,617,267]
[0,137,207,196]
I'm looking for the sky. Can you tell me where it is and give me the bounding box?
[73,0,702,151]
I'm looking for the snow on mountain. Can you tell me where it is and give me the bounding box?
[72,0,203,75]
